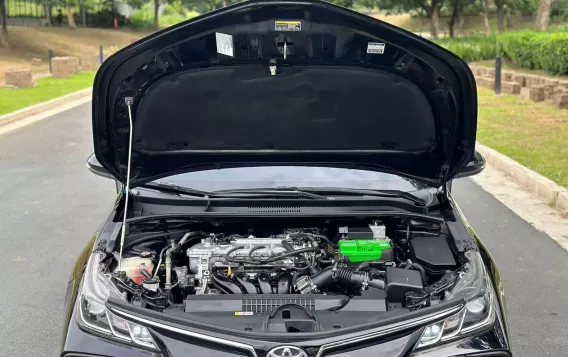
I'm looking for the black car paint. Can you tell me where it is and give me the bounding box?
[92,0,477,188]
[66,0,508,355]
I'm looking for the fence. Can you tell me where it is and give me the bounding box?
[6,0,46,18]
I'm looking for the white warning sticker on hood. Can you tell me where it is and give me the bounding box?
[367,42,385,54]
[216,32,234,57]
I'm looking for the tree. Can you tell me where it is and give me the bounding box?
[375,0,444,39]
[447,0,474,37]
[535,0,555,30]
[66,0,77,29]
[479,0,491,34]
[494,0,506,32]
[0,0,7,48]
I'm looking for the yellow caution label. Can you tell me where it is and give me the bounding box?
[275,21,301,31]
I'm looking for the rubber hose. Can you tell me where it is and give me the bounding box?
[122,230,205,251]
[254,247,321,263]
[410,262,427,284]
[292,270,308,290]
[368,278,386,290]
[310,266,386,291]
[356,262,371,271]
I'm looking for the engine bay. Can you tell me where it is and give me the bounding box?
[101,216,468,331]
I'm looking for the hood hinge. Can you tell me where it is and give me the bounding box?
[438,164,450,181]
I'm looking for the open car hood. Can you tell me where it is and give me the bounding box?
[92,0,477,188]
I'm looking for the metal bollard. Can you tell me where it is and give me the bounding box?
[99,45,104,65]
[48,49,53,74]
[494,56,502,95]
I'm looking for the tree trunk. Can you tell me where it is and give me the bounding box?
[480,0,491,35]
[448,5,459,38]
[506,6,513,29]
[495,0,505,32]
[153,0,159,30]
[535,0,553,31]
[0,0,8,48]
[66,5,77,30]
[429,7,440,39]
[44,4,52,26]
[223,0,227,6]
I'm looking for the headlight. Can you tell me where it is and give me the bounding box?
[416,251,496,349]
[77,253,158,350]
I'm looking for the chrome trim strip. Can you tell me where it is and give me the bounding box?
[315,304,463,357]
[108,308,259,357]
[109,303,462,357]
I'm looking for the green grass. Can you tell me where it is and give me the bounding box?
[477,88,568,188]
[0,71,95,116]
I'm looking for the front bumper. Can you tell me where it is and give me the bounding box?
[62,307,511,357]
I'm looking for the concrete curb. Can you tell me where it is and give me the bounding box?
[476,143,568,213]
[0,87,92,127]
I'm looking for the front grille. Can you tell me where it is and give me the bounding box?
[242,295,315,313]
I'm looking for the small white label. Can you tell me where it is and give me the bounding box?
[216,32,234,57]
[235,311,254,316]
[367,42,385,54]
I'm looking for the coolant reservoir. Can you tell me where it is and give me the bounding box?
[115,257,154,285]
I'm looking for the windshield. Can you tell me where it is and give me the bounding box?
[154,167,430,192]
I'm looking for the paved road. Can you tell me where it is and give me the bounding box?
[0,102,567,357]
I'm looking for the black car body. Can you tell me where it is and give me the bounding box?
[61,1,511,356]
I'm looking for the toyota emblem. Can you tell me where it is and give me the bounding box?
[267,346,308,357]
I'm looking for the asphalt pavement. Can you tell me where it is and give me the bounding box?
[0,102,567,357]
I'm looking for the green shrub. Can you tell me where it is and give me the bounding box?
[129,2,199,29]
[436,31,568,75]
[497,31,568,75]
[435,36,497,62]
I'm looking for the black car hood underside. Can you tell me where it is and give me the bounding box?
[92,0,477,187]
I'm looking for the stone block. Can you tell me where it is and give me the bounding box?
[4,69,34,88]
[553,93,568,109]
[512,74,526,87]
[52,56,80,78]
[503,71,514,81]
[502,81,521,95]
[485,68,495,79]
[544,83,558,100]
[31,58,42,66]
[475,76,493,89]
[521,85,545,102]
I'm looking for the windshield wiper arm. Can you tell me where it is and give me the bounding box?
[141,183,328,200]
[213,188,330,200]
[141,182,212,198]
[291,187,427,206]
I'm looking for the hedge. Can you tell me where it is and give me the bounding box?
[497,31,568,75]
[435,31,568,75]
[435,36,497,62]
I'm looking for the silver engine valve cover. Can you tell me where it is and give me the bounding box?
[187,236,309,281]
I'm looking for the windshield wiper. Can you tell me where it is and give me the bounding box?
[141,184,425,205]
[214,188,330,200]
[270,187,427,206]
[141,183,329,200]
[141,182,212,198]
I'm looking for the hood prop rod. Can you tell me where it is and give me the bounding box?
[118,96,135,271]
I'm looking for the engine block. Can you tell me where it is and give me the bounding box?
[187,236,297,281]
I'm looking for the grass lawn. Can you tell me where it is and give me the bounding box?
[0,71,95,116]
[477,88,568,188]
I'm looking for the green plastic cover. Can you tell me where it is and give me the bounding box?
[338,239,391,262]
